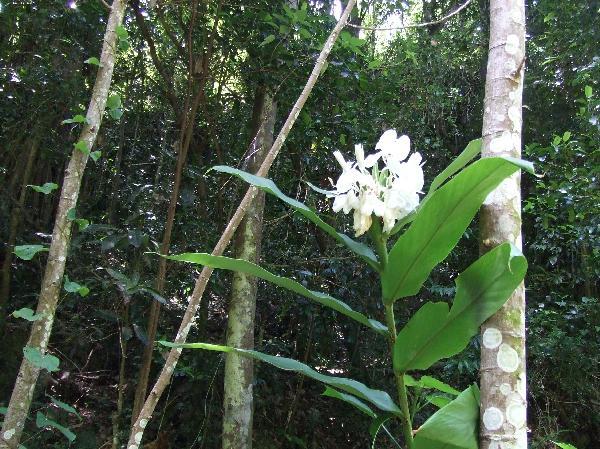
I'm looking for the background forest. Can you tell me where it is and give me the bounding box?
[0,0,598,448]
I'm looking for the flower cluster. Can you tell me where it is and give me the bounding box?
[328,130,424,237]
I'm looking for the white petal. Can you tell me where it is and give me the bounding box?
[354,144,365,168]
[333,151,348,169]
[363,152,381,168]
[332,194,347,213]
[376,129,398,151]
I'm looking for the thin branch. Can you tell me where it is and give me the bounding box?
[99,0,112,11]
[347,0,472,31]
[125,1,358,446]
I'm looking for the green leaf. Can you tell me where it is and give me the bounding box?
[428,139,481,193]
[562,131,571,142]
[14,244,48,260]
[553,442,578,449]
[393,243,526,372]
[84,57,101,66]
[322,387,377,418]
[67,207,77,221]
[74,218,90,231]
[36,412,76,442]
[74,140,90,155]
[426,394,452,409]
[260,34,276,46]
[12,307,44,321]
[64,275,90,297]
[382,157,528,303]
[61,114,88,125]
[109,107,123,120]
[163,253,386,334]
[159,341,401,415]
[413,385,480,449]
[49,396,81,419]
[418,376,460,395]
[211,166,378,268]
[115,24,128,39]
[90,150,102,162]
[28,182,59,194]
[584,85,593,98]
[106,93,122,110]
[137,286,167,304]
[23,347,60,372]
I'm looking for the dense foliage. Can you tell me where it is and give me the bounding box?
[0,0,597,448]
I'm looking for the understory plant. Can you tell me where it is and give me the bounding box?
[159,131,532,448]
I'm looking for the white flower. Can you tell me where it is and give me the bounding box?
[328,130,424,236]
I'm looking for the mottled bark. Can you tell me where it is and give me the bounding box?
[0,1,127,447]
[0,137,39,335]
[222,89,276,449]
[479,1,527,449]
[126,2,356,446]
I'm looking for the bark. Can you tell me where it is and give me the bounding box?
[221,89,276,449]
[0,1,127,447]
[479,2,527,449]
[0,136,39,335]
[126,2,357,446]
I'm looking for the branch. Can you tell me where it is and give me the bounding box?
[125,1,358,446]
[99,0,111,11]
[347,0,472,31]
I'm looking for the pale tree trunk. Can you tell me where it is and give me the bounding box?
[0,1,127,447]
[126,2,356,446]
[222,88,276,449]
[0,136,39,335]
[479,2,527,449]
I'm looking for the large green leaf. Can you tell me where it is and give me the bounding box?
[159,341,401,415]
[383,156,530,303]
[413,385,480,449]
[211,166,378,269]
[393,243,526,372]
[164,253,386,334]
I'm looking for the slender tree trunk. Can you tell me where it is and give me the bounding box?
[222,88,276,449]
[0,1,127,447]
[0,136,39,335]
[126,3,356,445]
[479,2,527,449]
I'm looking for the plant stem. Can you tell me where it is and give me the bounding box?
[369,218,388,271]
[385,304,415,449]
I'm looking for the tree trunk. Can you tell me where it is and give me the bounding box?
[0,136,39,335]
[221,88,276,449]
[479,2,527,449]
[0,1,127,447]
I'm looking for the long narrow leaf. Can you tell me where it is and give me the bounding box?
[163,253,387,335]
[212,165,378,269]
[429,139,482,193]
[159,341,401,415]
[383,156,530,303]
[322,387,377,418]
[393,243,526,372]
